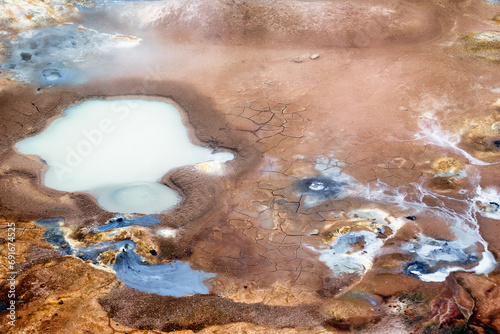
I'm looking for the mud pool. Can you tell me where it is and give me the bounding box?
[36,218,215,296]
[15,98,233,214]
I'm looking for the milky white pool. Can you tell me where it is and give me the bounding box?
[16,98,233,214]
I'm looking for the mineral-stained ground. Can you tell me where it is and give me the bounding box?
[1,0,500,333]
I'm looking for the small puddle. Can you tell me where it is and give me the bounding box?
[16,98,233,214]
[113,241,216,296]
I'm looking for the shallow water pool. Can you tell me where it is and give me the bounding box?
[16,98,233,214]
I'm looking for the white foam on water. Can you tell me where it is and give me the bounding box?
[15,98,233,214]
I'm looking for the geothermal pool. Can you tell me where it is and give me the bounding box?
[15,98,233,214]
[36,218,216,297]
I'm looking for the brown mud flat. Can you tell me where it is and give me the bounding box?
[1,0,500,333]
[0,80,260,262]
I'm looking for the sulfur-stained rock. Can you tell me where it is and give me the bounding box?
[429,275,475,327]
[0,256,118,334]
[431,157,464,177]
[462,32,500,62]
[454,272,500,332]
[320,294,383,329]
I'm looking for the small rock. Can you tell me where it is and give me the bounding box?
[61,243,67,248]
[293,57,303,63]
[406,216,416,221]
[310,54,319,59]
[58,300,64,305]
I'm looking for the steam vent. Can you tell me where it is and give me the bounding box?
[2,0,500,333]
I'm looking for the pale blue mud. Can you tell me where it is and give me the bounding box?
[35,218,216,296]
